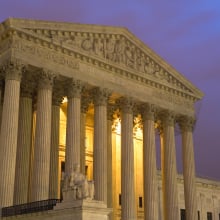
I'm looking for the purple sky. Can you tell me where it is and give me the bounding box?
[1,0,220,180]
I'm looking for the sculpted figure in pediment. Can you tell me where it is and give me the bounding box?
[93,38,104,57]
[105,38,116,61]
[114,38,126,63]
[125,45,136,68]
[144,58,155,75]
[81,38,93,51]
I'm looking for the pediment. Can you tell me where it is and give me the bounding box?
[0,18,203,100]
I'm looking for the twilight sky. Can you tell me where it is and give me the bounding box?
[1,0,220,180]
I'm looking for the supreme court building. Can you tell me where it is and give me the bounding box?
[0,18,220,220]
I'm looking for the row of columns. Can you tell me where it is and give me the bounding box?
[0,63,198,220]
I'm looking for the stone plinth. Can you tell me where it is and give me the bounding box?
[54,199,112,220]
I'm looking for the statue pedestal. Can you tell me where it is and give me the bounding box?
[53,199,112,220]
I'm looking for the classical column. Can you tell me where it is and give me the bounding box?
[141,104,158,220]
[93,88,109,203]
[179,116,198,220]
[0,79,4,127]
[13,81,33,205]
[49,88,63,199]
[30,70,54,202]
[80,97,90,175]
[28,108,36,202]
[160,111,179,220]
[0,61,23,207]
[107,104,115,220]
[65,79,82,175]
[120,98,137,220]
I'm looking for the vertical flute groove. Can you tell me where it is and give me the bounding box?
[121,109,136,220]
[31,88,52,201]
[143,117,158,220]
[0,79,21,207]
[14,97,32,205]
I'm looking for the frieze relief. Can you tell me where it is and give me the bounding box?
[25,28,192,94]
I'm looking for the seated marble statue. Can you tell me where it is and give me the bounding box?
[62,164,94,201]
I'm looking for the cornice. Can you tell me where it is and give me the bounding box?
[6,18,204,96]
[0,19,204,105]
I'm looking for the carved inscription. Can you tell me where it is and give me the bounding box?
[154,90,194,109]
[11,39,79,70]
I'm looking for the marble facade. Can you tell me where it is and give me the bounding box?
[0,18,207,220]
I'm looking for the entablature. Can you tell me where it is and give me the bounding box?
[0,18,204,117]
[0,18,204,98]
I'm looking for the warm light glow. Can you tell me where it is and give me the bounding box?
[62,96,68,103]
[135,127,143,139]
[115,118,121,134]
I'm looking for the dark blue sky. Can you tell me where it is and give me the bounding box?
[1,0,220,180]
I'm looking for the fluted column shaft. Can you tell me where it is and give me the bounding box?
[0,80,3,127]
[93,88,109,203]
[142,104,158,220]
[120,98,137,220]
[28,110,37,202]
[0,63,22,207]
[161,112,179,220]
[65,79,82,175]
[13,84,33,205]
[80,98,90,174]
[31,71,54,202]
[49,91,63,199]
[180,117,198,220]
[107,105,114,220]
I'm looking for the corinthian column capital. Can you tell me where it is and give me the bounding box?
[38,69,55,90]
[20,78,35,98]
[178,116,195,132]
[107,104,116,121]
[3,60,24,81]
[117,97,135,114]
[160,110,176,127]
[81,96,91,113]
[67,79,83,99]
[140,103,156,121]
[52,90,64,106]
[92,87,111,106]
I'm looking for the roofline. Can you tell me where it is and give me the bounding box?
[1,17,204,100]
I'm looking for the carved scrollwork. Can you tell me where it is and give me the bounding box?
[52,91,63,106]
[20,80,35,98]
[92,87,111,106]
[107,104,117,121]
[117,97,135,114]
[178,116,195,132]
[140,103,156,121]
[67,79,83,99]
[38,69,56,90]
[81,96,91,113]
[2,59,25,81]
[160,110,176,127]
